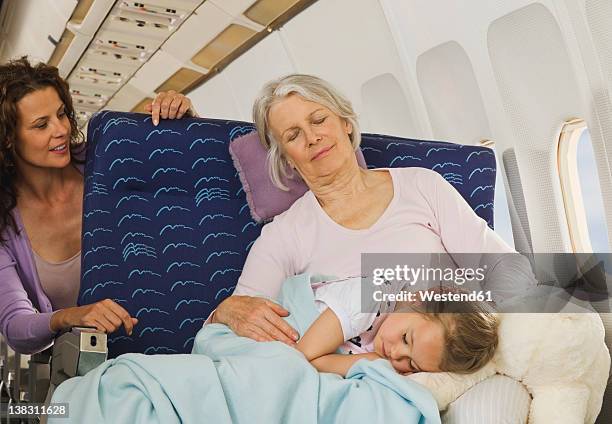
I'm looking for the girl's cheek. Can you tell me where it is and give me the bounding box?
[391,360,408,374]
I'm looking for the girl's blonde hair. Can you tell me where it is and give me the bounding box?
[252,74,361,190]
[396,291,499,374]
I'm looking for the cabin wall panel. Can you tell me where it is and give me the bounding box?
[377,0,545,147]
[218,32,297,121]
[564,0,612,254]
[378,0,610,254]
[128,51,186,95]
[105,82,147,112]
[1,0,77,63]
[190,0,421,136]
[487,3,585,253]
[188,72,242,120]
[416,41,491,145]
[377,0,540,250]
[276,0,420,136]
[161,1,233,68]
[187,0,612,256]
[585,0,612,92]
[360,73,415,138]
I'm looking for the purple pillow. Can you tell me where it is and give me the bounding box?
[229,131,367,222]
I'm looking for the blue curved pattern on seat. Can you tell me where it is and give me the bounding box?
[80,111,496,358]
[360,133,496,228]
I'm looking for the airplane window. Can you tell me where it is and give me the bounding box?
[576,129,610,253]
[558,121,610,253]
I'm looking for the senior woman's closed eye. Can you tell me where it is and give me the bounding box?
[281,111,328,142]
[266,95,355,186]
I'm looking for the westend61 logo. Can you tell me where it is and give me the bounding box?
[372,264,487,286]
[363,252,612,312]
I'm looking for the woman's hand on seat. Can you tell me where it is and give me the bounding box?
[213,295,299,345]
[50,299,138,335]
[145,90,197,125]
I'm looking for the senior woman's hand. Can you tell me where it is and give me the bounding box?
[212,295,299,345]
[145,90,197,126]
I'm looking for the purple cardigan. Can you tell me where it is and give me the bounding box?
[0,159,85,354]
[0,208,57,354]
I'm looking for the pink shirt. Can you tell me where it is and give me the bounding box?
[312,276,391,354]
[235,167,512,300]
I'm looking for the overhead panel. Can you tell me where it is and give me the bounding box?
[56,0,115,77]
[161,1,234,68]
[157,0,316,105]
[76,56,138,84]
[416,41,492,145]
[125,41,204,96]
[69,83,110,116]
[209,0,258,17]
[131,96,155,113]
[44,0,317,126]
[156,67,205,93]
[70,0,96,24]
[0,0,78,64]
[191,24,257,69]
[67,0,201,125]
[207,0,263,32]
[48,29,75,67]
[105,81,148,111]
[0,0,12,60]
[244,0,303,26]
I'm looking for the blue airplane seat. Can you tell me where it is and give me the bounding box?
[80,111,496,358]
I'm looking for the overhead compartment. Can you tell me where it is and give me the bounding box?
[212,0,304,27]
[40,0,314,126]
[67,0,114,36]
[209,0,258,17]
[75,55,139,83]
[161,1,234,70]
[160,0,283,85]
[102,1,189,41]
[156,67,205,93]
[128,49,190,93]
[0,0,77,63]
[66,0,203,125]
[69,84,110,113]
[52,0,115,77]
[105,80,149,112]
[190,24,258,70]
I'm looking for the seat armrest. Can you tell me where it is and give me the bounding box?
[27,347,52,404]
[50,327,107,387]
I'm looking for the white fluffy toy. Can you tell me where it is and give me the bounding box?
[407,313,610,423]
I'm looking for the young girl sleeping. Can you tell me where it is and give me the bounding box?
[297,277,499,376]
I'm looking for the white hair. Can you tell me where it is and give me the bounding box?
[252,74,361,190]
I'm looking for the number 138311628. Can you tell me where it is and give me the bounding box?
[3,403,69,418]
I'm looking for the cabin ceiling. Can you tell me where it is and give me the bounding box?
[0,0,316,126]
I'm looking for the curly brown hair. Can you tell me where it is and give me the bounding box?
[0,56,84,242]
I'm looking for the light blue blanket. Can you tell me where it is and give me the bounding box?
[50,274,441,423]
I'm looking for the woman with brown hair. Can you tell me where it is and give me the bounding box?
[0,57,195,354]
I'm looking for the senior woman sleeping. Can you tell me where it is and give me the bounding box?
[209,74,535,421]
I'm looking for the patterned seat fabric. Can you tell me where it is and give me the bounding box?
[80,111,496,358]
[360,133,496,228]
